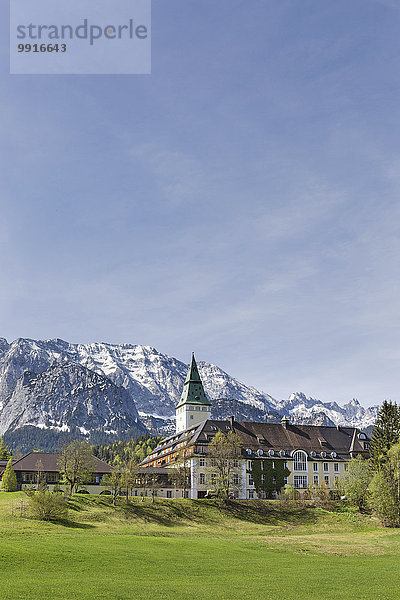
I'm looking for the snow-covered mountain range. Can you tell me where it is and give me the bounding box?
[0,337,378,449]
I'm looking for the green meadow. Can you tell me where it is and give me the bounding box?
[0,493,399,600]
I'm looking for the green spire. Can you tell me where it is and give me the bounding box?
[177,353,211,408]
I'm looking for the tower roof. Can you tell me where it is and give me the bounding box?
[176,354,211,408]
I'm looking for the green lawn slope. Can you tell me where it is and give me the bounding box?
[0,493,399,600]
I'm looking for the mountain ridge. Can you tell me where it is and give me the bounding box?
[0,337,378,448]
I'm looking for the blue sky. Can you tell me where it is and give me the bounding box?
[1,0,400,406]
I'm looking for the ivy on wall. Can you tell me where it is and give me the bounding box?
[249,459,290,498]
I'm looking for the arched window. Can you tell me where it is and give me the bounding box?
[293,450,307,472]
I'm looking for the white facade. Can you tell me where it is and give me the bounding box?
[176,403,211,434]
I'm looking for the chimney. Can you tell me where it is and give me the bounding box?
[229,415,235,430]
[281,416,290,429]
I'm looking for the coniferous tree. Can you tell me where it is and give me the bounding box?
[370,401,400,466]
[2,457,17,492]
[0,437,11,460]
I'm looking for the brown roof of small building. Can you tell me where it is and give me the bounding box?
[9,452,112,473]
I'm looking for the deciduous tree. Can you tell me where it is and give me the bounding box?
[170,451,191,498]
[206,430,242,500]
[102,466,125,506]
[57,441,96,495]
[339,455,371,511]
[369,441,400,526]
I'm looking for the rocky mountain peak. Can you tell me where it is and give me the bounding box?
[0,336,379,450]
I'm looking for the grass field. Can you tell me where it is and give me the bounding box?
[0,493,399,600]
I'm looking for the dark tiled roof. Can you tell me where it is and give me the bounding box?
[142,419,370,464]
[231,421,363,457]
[10,452,112,473]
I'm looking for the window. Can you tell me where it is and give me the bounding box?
[190,415,193,420]
[260,461,264,471]
[233,474,239,486]
[247,461,253,470]
[233,460,239,468]
[248,490,254,499]
[284,477,288,484]
[313,475,319,486]
[210,473,217,484]
[334,463,339,473]
[344,463,349,471]
[293,450,307,472]
[184,491,189,498]
[284,461,288,469]
[248,475,254,486]
[199,473,206,485]
[294,475,308,489]
[261,474,265,484]
[324,475,329,487]
[323,462,329,472]
[272,476,276,484]
[272,461,275,469]
[167,490,172,498]
[199,458,205,467]
[334,476,339,485]
[313,463,318,472]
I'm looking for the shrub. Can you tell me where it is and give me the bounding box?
[28,491,69,521]
[283,484,299,501]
